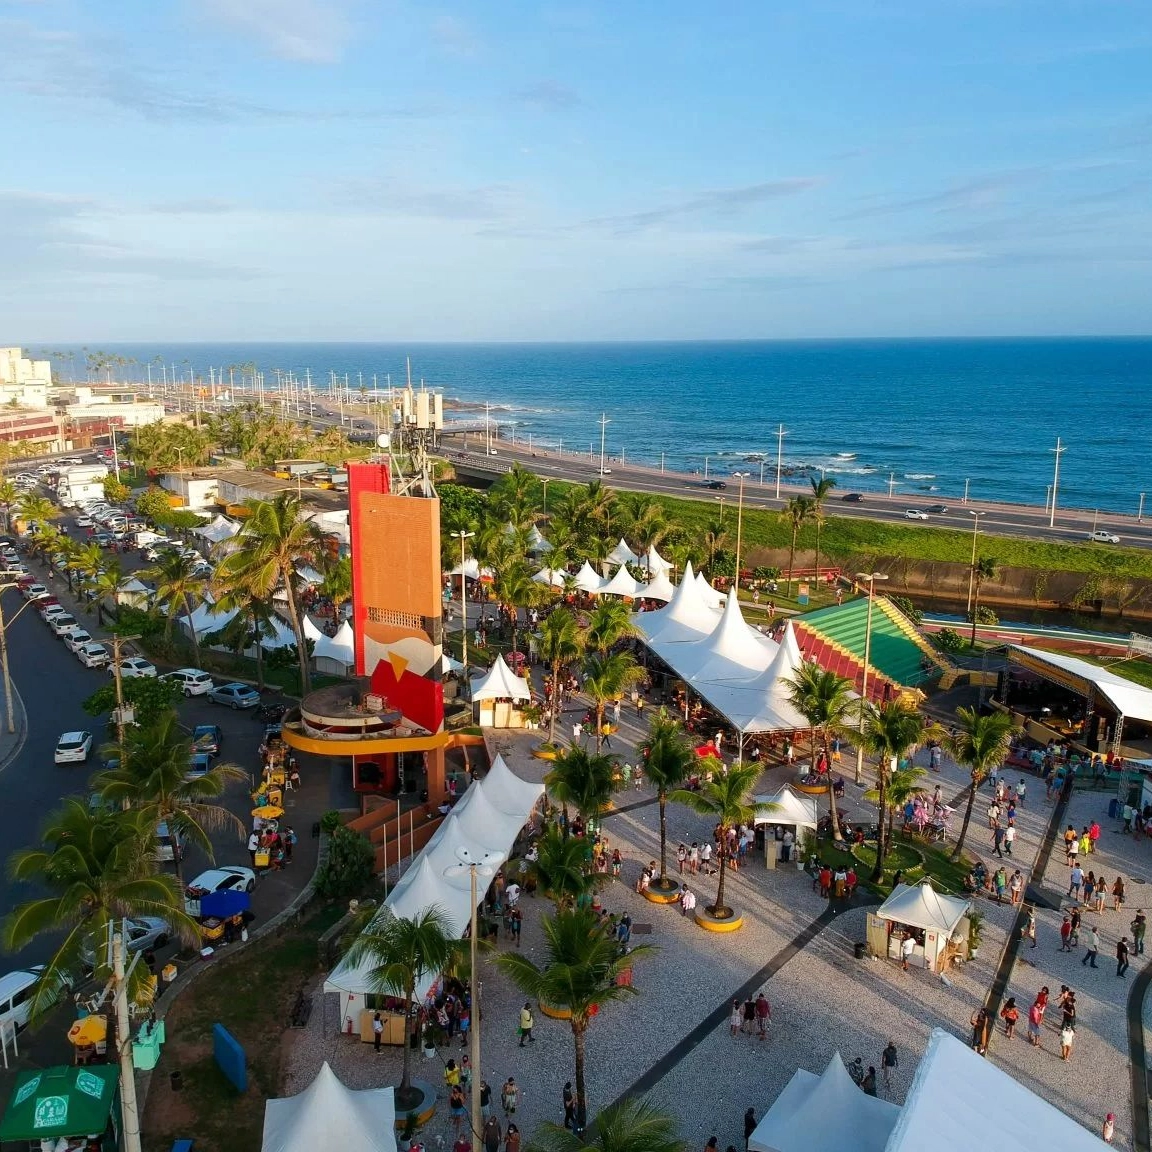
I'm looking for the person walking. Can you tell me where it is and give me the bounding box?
[677,844,687,874]
[1113,876,1126,912]
[1102,1114,1116,1144]
[1132,909,1147,956]
[729,998,742,1037]
[483,1116,502,1152]
[501,1077,518,1119]
[1000,997,1019,1039]
[1060,1023,1076,1061]
[900,932,915,971]
[1068,863,1084,899]
[1022,908,1037,949]
[1027,1000,1043,1047]
[1094,875,1108,913]
[744,1108,757,1151]
[1059,916,1073,951]
[1009,870,1024,907]
[504,1123,520,1152]
[970,1007,990,1054]
[755,992,771,1040]
[992,824,1005,858]
[1082,926,1100,968]
[1004,822,1016,857]
[518,1003,535,1046]
[372,1012,383,1053]
[881,1041,898,1090]
[1117,936,1131,978]
[480,1080,492,1121]
[563,1083,575,1130]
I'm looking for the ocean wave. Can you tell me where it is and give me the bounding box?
[904,472,936,480]
[835,452,857,459]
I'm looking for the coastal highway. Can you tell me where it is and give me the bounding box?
[438,440,1152,554]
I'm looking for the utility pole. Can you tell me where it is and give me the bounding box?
[1049,436,1065,528]
[732,473,749,591]
[598,413,610,475]
[775,424,788,499]
[0,573,39,734]
[112,930,143,1152]
[110,634,141,753]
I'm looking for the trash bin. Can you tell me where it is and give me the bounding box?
[1109,799,1119,819]
[854,941,867,960]
[170,1070,183,1092]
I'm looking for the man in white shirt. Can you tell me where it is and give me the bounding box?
[505,882,521,908]
[700,842,713,874]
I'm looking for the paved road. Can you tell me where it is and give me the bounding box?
[440,441,1152,553]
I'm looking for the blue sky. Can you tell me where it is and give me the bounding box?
[2,0,1151,340]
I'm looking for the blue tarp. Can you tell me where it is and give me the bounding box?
[200,889,250,919]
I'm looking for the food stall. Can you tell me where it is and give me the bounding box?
[753,785,818,869]
[0,1065,120,1152]
[866,880,971,972]
[66,1016,108,1066]
[188,888,251,948]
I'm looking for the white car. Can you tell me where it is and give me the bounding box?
[1089,530,1120,544]
[119,657,157,679]
[161,668,214,697]
[76,517,94,529]
[63,628,93,652]
[904,509,929,520]
[54,731,94,764]
[76,642,110,669]
[21,584,48,601]
[48,614,82,637]
[184,866,256,915]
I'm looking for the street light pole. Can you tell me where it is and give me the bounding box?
[853,571,889,785]
[732,472,749,591]
[598,413,610,475]
[1049,436,1065,528]
[964,511,985,617]
[540,478,551,518]
[775,424,787,500]
[445,847,504,1152]
[454,531,475,692]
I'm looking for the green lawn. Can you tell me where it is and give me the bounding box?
[818,832,970,896]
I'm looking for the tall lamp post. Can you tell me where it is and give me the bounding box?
[1049,436,1065,528]
[774,424,788,500]
[454,530,475,695]
[598,413,610,476]
[964,511,985,618]
[443,846,505,1150]
[540,477,552,518]
[732,472,749,592]
[853,571,889,785]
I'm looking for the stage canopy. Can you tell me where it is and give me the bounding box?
[875,881,970,936]
[748,1051,899,1152]
[262,1063,396,1152]
[325,757,543,1000]
[1010,645,1152,724]
[470,654,531,702]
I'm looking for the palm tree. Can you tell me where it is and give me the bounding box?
[14,492,58,530]
[531,826,600,908]
[94,711,247,887]
[341,906,463,1110]
[583,599,639,655]
[495,558,545,660]
[583,650,643,751]
[319,556,352,614]
[141,550,208,660]
[526,1096,687,1152]
[809,476,837,585]
[0,480,18,530]
[782,496,814,594]
[209,588,281,690]
[866,764,928,847]
[639,711,695,893]
[538,608,585,748]
[670,761,762,919]
[87,557,125,627]
[946,707,1017,859]
[857,701,926,879]
[969,556,998,648]
[3,800,200,1022]
[701,523,728,576]
[215,493,328,694]
[546,745,619,830]
[497,907,651,1119]
[784,662,856,843]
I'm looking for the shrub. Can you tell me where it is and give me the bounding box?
[889,595,923,625]
[975,605,998,624]
[319,810,342,834]
[314,826,375,901]
[934,628,965,654]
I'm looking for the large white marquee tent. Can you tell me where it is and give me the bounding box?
[262,1063,396,1152]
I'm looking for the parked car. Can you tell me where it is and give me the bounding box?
[904,509,929,520]
[161,668,214,697]
[184,866,256,916]
[63,628,93,653]
[119,657,158,679]
[54,731,94,764]
[186,752,212,780]
[21,583,48,601]
[0,966,69,1034]
[191,724,223,756]
[76,642,111,668]
[1089,530,1120,544]
[81,916,170,973]
[209,682,261,710]
[48,614,81,638]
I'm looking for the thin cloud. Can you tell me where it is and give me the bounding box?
[195,0,353,64]
[515,80,582,109]
[431,13,480,57]
[581,178,823,233]
[329,178,523,221]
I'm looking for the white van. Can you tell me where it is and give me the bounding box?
[0,966,48,1034]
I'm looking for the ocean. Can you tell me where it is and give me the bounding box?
[53,338,1152,514]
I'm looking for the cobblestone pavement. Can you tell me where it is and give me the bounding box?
[283,678,1140,1150]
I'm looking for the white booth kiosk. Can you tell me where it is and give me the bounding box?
[867,880,971,972]
[754,786,819,870]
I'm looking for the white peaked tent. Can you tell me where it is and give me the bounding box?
[643,544,672,574]
[698,622,809,733]
[573,560,606,594]
[296,564,324,586]
[262,1063,396,1152]
[601,564,646,598]
[447,557,494,580]
[179,599,239,639]
[637,567,675,602]
[887,1028,1112,1152]
[638,562,721,648]
[748,1051,899,1152]
[528,525,551,554]
[470,654,532,702]
[194,514,240,544]
[875,881,970,936]
[302,616,324,644]
[325,757,544,1005]
[314,620,356,675]
[753,785,819,829]
[681,589,775,683]
[439,651,465,675]
[695,571,725,609]
[607,538,640,566]
[532,567,568,588]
